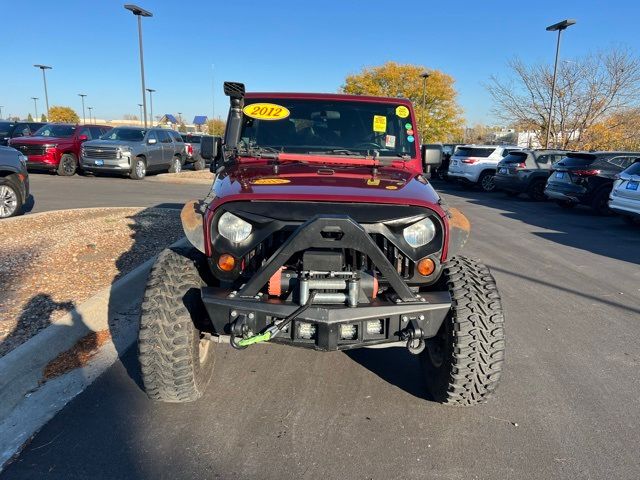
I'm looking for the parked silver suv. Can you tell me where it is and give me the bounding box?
[80,127,185,180]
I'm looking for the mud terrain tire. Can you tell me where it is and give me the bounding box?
[420,256,505,405]
[138,247,214,402]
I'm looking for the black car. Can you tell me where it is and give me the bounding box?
[544,151,640,214]
[433,143,460,180]
[0,145,29,218]
[0,121,47,146]
[494,149,568,201]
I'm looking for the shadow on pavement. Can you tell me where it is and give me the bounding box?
[433,180,640,265]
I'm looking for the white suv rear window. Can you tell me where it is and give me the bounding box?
[455,147,495,158]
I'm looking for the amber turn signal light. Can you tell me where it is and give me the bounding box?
[217,254,236,272]
[417,258,435,276]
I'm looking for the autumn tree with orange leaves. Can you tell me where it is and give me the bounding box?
[341,62,464,144]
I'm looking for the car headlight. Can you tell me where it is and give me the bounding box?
[218,212,252,243]
[403,217,436,247]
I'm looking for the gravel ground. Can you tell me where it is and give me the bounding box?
[0,207,183,357]
[149,170,213,184]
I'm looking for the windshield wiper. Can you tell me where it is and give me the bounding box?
[307,149,366,157]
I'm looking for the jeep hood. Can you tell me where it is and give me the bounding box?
[211,163,442,211]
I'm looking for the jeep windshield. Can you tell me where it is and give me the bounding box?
[33,124,76,138]
[101,128,147,142]
[238,98,417,159]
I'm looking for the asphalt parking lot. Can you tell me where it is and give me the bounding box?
[25,172,210,213]
[3,180,640,479]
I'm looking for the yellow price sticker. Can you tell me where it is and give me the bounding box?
[243,103,291,121]
[373,115,387,133]
[366,178,381,186]
[395,105,410,118]
[252,178,291,185]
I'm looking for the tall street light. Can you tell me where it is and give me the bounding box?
[34,64,52,119]
[0,106,3,119]
[420,71,430,142]
[88,106,93,124]
[545,19,576,148]
[146,88,155,126]
[138,103,143,125]
[78,93,87,124]
[125,4,153,128]
[31,97,39,119]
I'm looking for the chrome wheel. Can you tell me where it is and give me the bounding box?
[173,158,182,173]
[0,185,18,218]
[136,159,146,178]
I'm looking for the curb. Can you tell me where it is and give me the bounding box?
[0,236,188,469]
[146,173,213,185]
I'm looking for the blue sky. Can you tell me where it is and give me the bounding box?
[2,0,638,125]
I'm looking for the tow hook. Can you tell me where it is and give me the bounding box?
[401,318,426,355]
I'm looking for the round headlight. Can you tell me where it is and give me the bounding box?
[403,217,436,247]
[218,212,252,243]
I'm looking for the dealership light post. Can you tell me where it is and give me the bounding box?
[124,4,153,128]
[138,103,143,125]
[31,97,39,119]
[420,71,430,141]
[88,106,93,124]
[146,88,155,126]
[34,64,52,119]
[545,19,576,149]
[78,93,87,124]
[0,106,3,119]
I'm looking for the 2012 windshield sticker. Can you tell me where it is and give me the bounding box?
[373,115,387,132]
[243,103,290,121]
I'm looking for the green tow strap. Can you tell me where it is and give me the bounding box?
[236,330,273,347]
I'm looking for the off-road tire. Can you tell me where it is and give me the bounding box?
[168,156,182,174]
[478,171,497,192]
[57,153,78,176]
[130,156,146,180]
[420,256,505,406]
[526,179,547,201]
[138,247,214,402]
[591,188,612,216]
[193,155,206,171]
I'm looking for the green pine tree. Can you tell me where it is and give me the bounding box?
[27,113,34,121]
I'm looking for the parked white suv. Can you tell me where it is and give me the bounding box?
[609,159,640,224]
[448,145,521,192]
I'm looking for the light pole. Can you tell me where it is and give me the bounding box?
[138,103,143,125]
[31,97,39,119]
[34,64,52,119]
[88,106,93,124]
[78,93,87,124]
[420,71,430,142]
[146,88,155,126]
[0,106,3,119]
[545,19,576,148]
[125,4,153,128]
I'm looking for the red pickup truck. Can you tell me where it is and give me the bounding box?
[9,123,111,176]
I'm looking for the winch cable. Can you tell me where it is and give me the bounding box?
[235,292,317,348]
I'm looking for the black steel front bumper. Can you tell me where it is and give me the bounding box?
[201,214,451,351]
[201,288,451,351]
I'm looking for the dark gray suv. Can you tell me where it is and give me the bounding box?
[80,127,186,180]
[0,146,29,218]
[494,149,568,201]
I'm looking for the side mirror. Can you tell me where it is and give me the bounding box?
[148,138,157,145]
[78,134,88,142]
[421,144,443,178]
[201,135,222,170]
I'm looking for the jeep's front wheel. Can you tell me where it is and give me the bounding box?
[420,256,505,405]
[138,247,215,402]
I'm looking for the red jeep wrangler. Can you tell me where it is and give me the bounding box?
[9,123,111,176]
[138,82,505,405]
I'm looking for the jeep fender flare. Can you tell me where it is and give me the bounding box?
[181,199,206,253]
[446,207,471,258]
